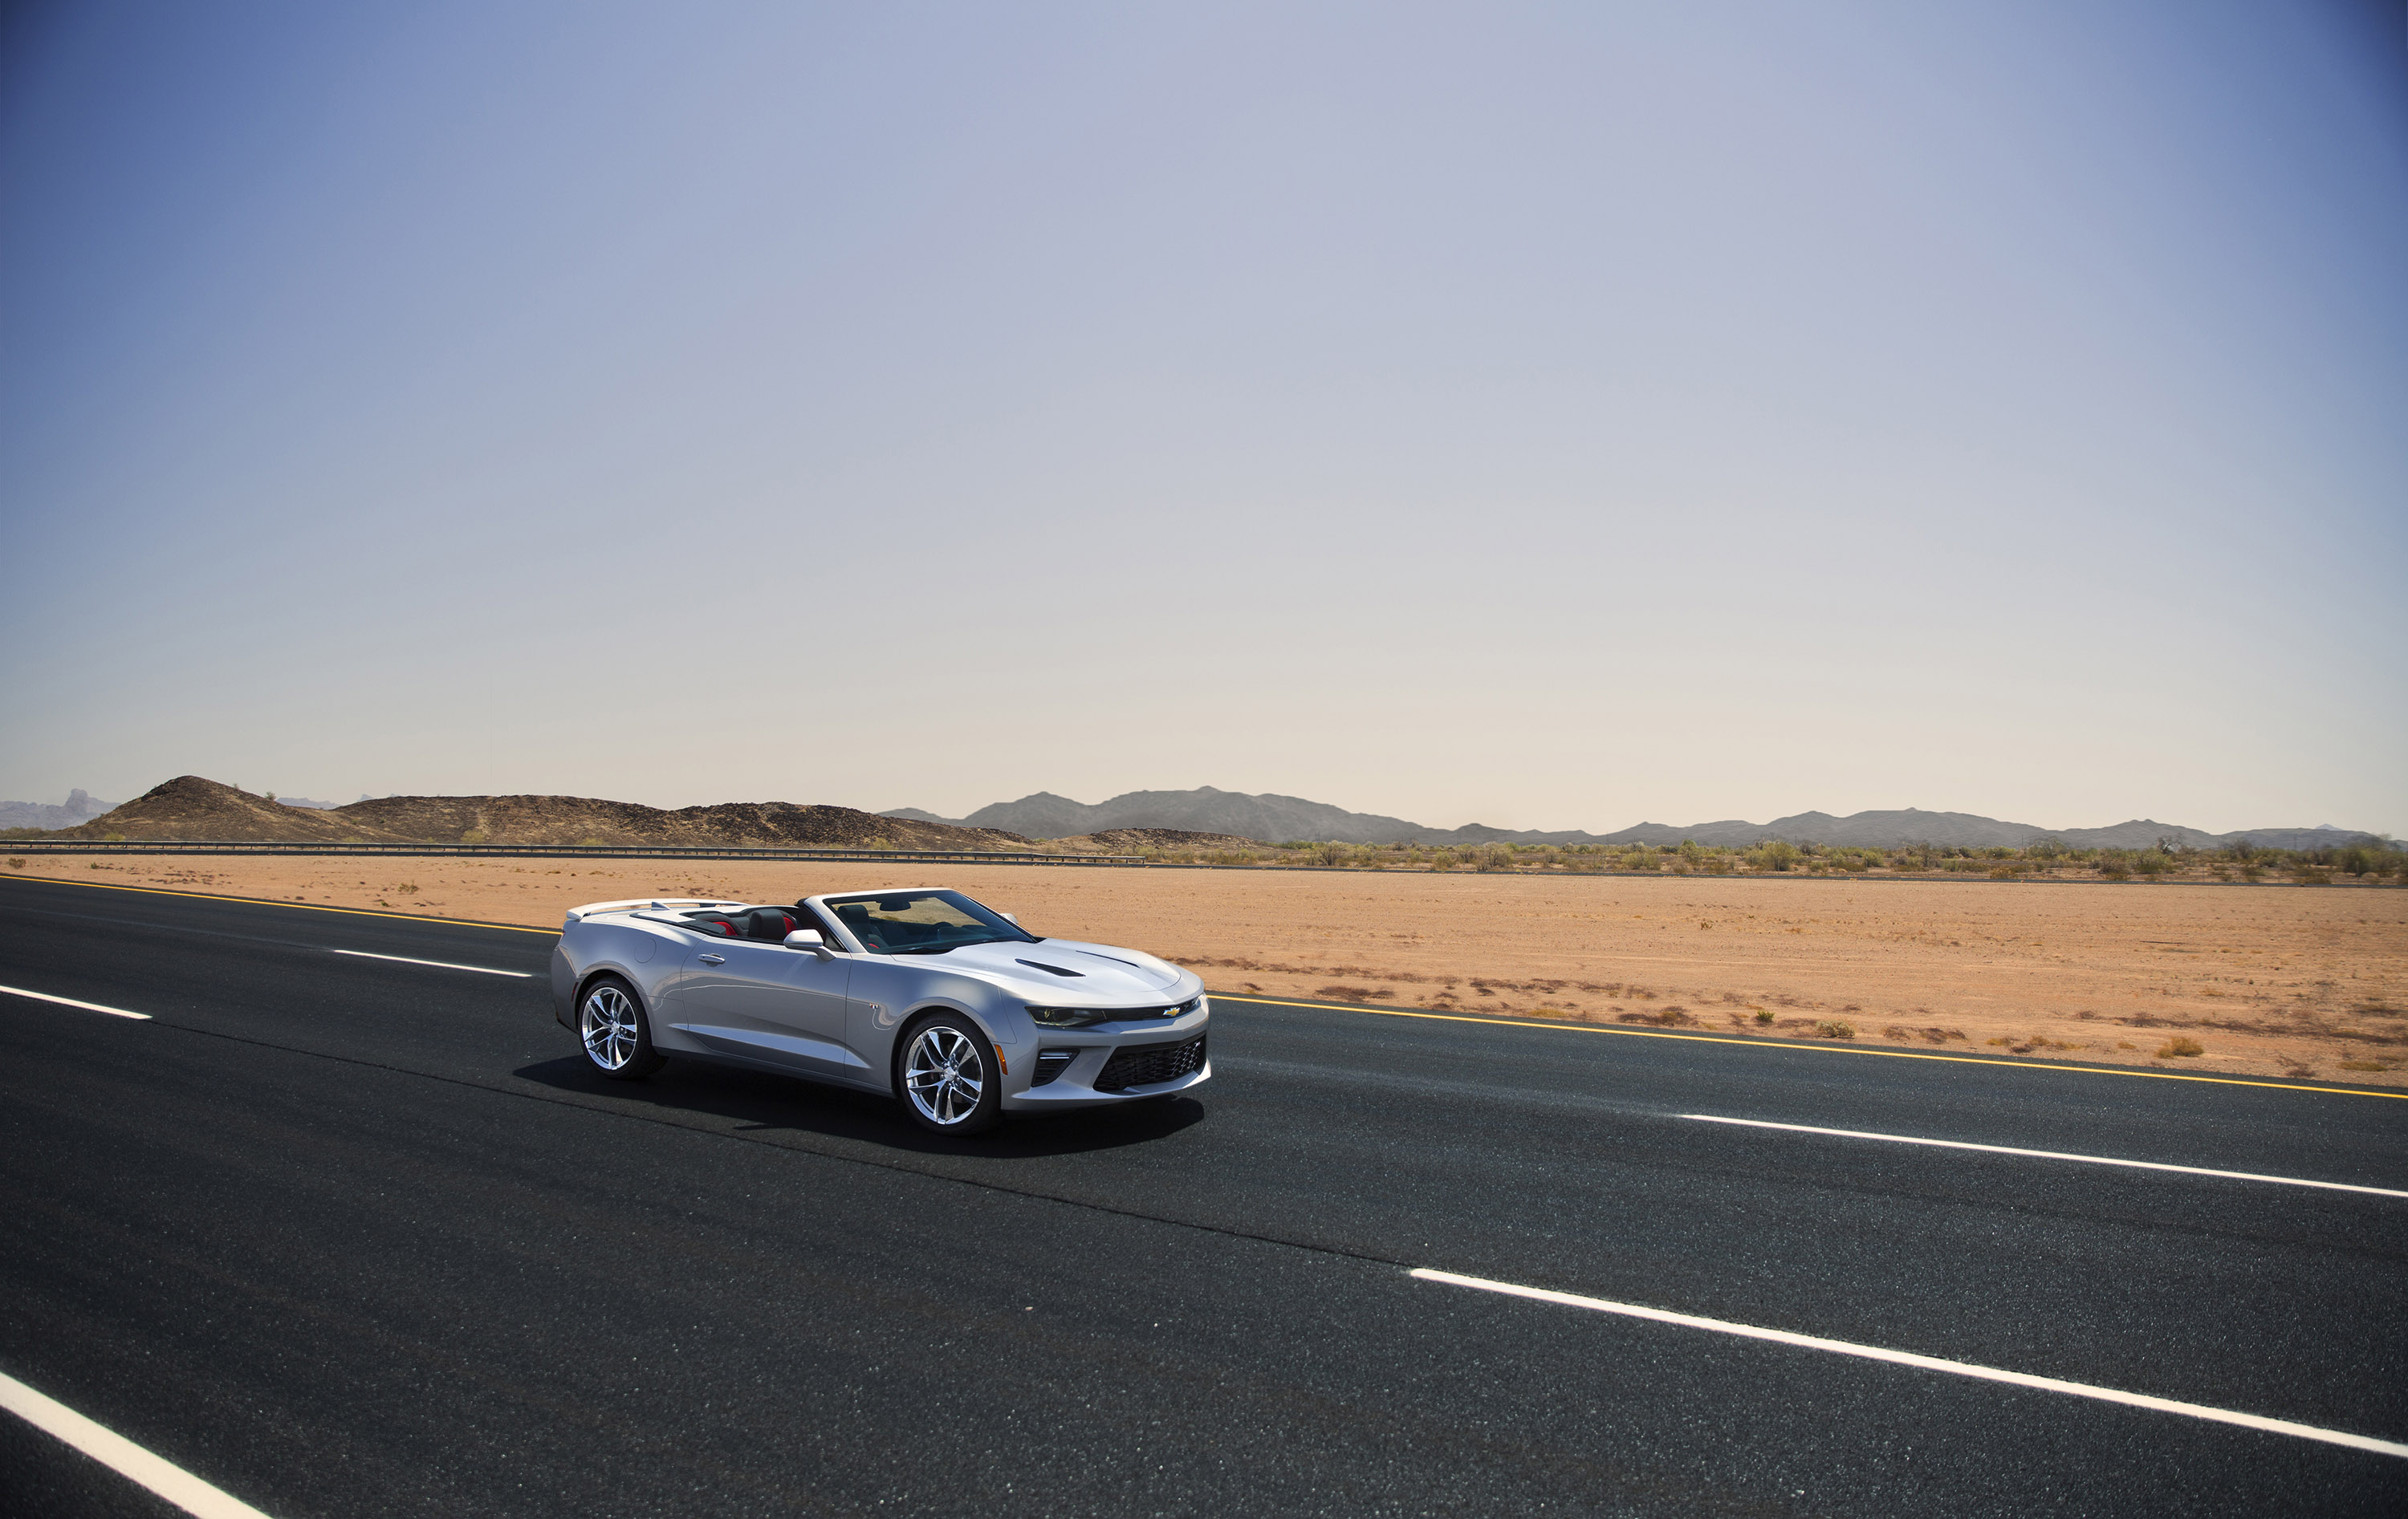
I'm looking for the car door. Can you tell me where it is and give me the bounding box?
[667,936,860,1078]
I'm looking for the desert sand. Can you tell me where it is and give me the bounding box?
[10,853,2402,1088]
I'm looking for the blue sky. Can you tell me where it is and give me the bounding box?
[3,2,2402,833]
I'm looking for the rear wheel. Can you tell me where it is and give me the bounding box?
[580,976,665,1079]
[897,1014,1002,1135]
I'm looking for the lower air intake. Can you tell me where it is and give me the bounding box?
[1094,1034,1206,1093]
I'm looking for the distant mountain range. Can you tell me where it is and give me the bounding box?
[0,788,115,831]
[22,776,1027,850]
[9,776,2376,855]
[885,786,2379,852]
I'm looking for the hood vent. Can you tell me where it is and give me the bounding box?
[1017,959,1084,977]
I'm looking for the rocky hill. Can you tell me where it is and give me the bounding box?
[60,777,1029,850]
[53,776,367,841]
[885,786,2379,851]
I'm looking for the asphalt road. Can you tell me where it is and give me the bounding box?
[2,873,2403,1517]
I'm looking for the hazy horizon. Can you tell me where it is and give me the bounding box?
[4,2,2402,836]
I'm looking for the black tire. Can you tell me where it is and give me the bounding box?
[895,1013,1003,1135]
[579,975,665,1079]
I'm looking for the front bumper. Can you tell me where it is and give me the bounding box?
[1003,1020,1211,1111]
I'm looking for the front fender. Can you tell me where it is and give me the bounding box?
[848,962,1025,1094]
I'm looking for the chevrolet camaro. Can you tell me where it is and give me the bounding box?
[551,887,1210,1133]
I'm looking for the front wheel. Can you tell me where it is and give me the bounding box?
[580,976,665,1079]
[897,1014,1002,1135]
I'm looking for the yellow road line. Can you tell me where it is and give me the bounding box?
[1209,993,2408,1101]
[0,874,562,936]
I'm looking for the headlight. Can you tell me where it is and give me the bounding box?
[1027,1005,1113,1028]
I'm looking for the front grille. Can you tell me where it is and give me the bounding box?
[1094,1034,1206,1093]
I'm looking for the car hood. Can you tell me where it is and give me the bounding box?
[897,938,1198,1003]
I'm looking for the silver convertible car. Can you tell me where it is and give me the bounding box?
[551,887,1210,1133]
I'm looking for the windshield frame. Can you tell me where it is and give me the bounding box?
[813,888,1041,956]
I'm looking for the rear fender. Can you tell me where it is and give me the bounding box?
[571,964,650,1028]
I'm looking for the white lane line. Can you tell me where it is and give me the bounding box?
[1680,1113,2408,1200]
[1409,1269,2408,1459]
[0,985,152,1021]
[330,949,531,978]
[0,1368,275,1518]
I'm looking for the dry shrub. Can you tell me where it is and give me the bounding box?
[1314,985,1378,1002]
[1617,1007,1692,1027]
[1814,1021,1856,1039]
[2156,1037,2205,1058]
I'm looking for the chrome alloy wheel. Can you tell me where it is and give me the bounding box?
[580,983,641,1071]
[903,1024,986,1126]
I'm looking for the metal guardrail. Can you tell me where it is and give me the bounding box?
[0,839,1141,866]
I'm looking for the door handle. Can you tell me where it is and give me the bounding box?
[698,953,725,965]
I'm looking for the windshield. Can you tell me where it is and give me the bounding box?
[822,890,1037,955]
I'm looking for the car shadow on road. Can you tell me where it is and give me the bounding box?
[510,1053,1207,1157]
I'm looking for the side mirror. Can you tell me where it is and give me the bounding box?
[784,928,834,958]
